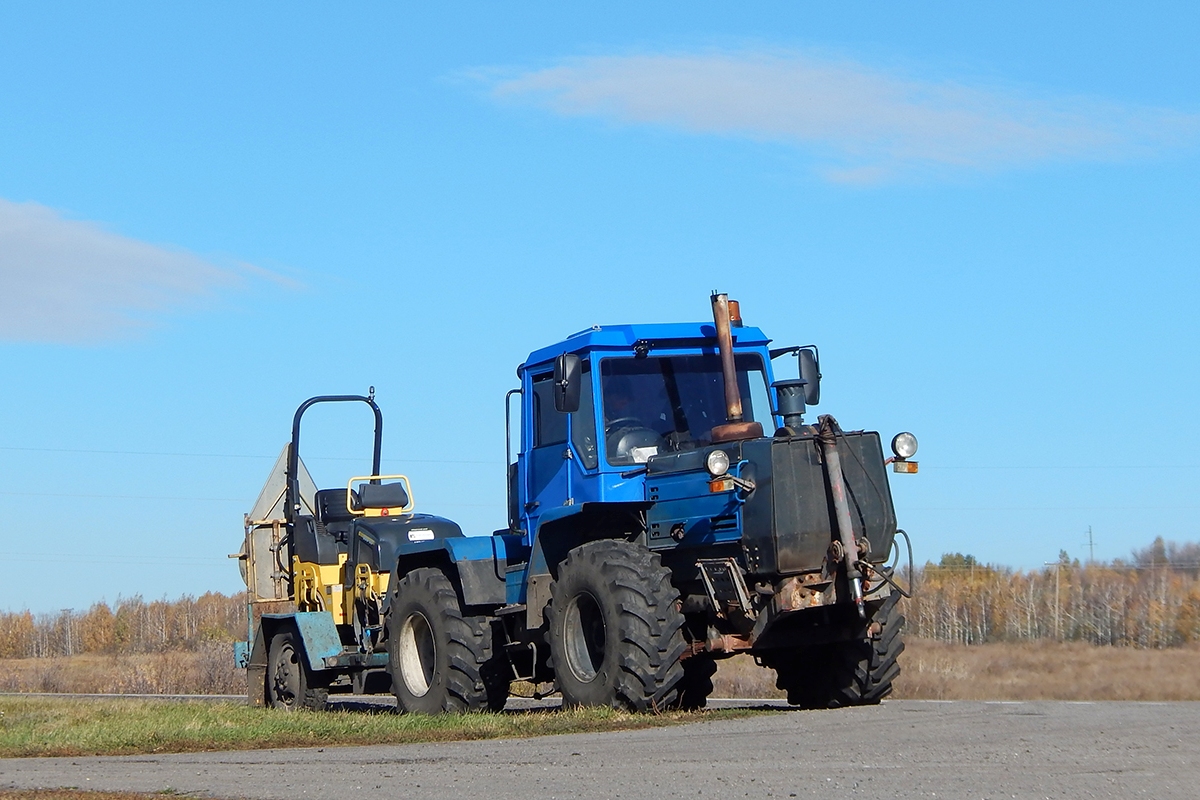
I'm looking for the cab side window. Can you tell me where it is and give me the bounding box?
[532,362,596,469]
[532,373,567,447]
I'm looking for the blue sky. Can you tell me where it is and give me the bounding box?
[1,3,1197,613]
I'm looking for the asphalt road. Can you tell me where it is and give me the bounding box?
[2,700,1197,799]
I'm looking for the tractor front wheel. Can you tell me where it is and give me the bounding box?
[763,589,905,709]
[829,589,906,707]
[547,539,687,711]
[388,567,508,714]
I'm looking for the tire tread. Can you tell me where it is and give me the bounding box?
[763,588,905,709]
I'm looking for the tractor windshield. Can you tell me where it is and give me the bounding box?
[599,353,771,464]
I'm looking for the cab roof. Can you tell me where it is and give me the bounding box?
[522,322,771,373]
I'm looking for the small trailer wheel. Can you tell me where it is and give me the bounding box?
[266,629,327,711]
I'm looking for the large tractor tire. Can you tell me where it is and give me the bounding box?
[829,589,906,707]
[761,646,836,709]
[764,590,905,709]
[547,539,687,712]
[266,629,328,711]
[388,567,508,714]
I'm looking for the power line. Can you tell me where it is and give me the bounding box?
[925,465,1200,470]
[0,489,1191,512]
[911,506,1200,511]
[0,552,224,565]
[0,445,501,466]
[4,446,1194,471]
[0,489,496,506]
[0,446,269,460]
[0,490,246,502]
[924,563,1200,571]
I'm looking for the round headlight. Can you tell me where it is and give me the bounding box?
[706,449,730,477]
[891,432,918,460]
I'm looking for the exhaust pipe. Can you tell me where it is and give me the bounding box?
[710,292,764,444]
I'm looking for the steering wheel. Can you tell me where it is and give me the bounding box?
[605,416,642,432]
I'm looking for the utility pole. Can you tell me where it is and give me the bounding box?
[1083,526,1096,563]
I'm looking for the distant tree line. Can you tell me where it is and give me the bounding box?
[0,592,246,659]
[1,537,1198,658]
[907,537,1200,648]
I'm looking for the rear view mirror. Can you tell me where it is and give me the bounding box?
[554,353,581,413]
[799,348,820,406]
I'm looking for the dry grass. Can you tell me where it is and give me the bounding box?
[712,638,1200,702]
[5,638,1199,705]
[895,638,1200,701]
[711,654,786,699]
[0,644,241,695]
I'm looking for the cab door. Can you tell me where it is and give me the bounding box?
[521,370,570,535]
[519,361,601,535]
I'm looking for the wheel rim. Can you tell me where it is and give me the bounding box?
[398,611,436,697]
[271,641,299,709]
[563,591,606,682]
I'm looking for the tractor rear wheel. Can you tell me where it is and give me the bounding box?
[547,539,687,711]
[266,629,327,711]
[675,654,718,710]
[388,567,508,714]
[761,646,836,709]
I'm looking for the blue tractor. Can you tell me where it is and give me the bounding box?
[239,293,916,712]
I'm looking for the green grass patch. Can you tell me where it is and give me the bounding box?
[0,696,768,758]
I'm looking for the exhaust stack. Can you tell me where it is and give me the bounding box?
[710,292,764,444]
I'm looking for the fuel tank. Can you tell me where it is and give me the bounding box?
[740,431,897,575]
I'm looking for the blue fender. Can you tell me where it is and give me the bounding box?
[256,612,344,673]
[527,505,589,574]
[393,535,520,608]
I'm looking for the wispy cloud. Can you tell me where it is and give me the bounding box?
[0,199,280,343]
[483,50,1200,181]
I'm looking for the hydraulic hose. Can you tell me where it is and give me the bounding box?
[818,414,866,619]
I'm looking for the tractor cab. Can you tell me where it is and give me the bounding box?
[510,320,779,548]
